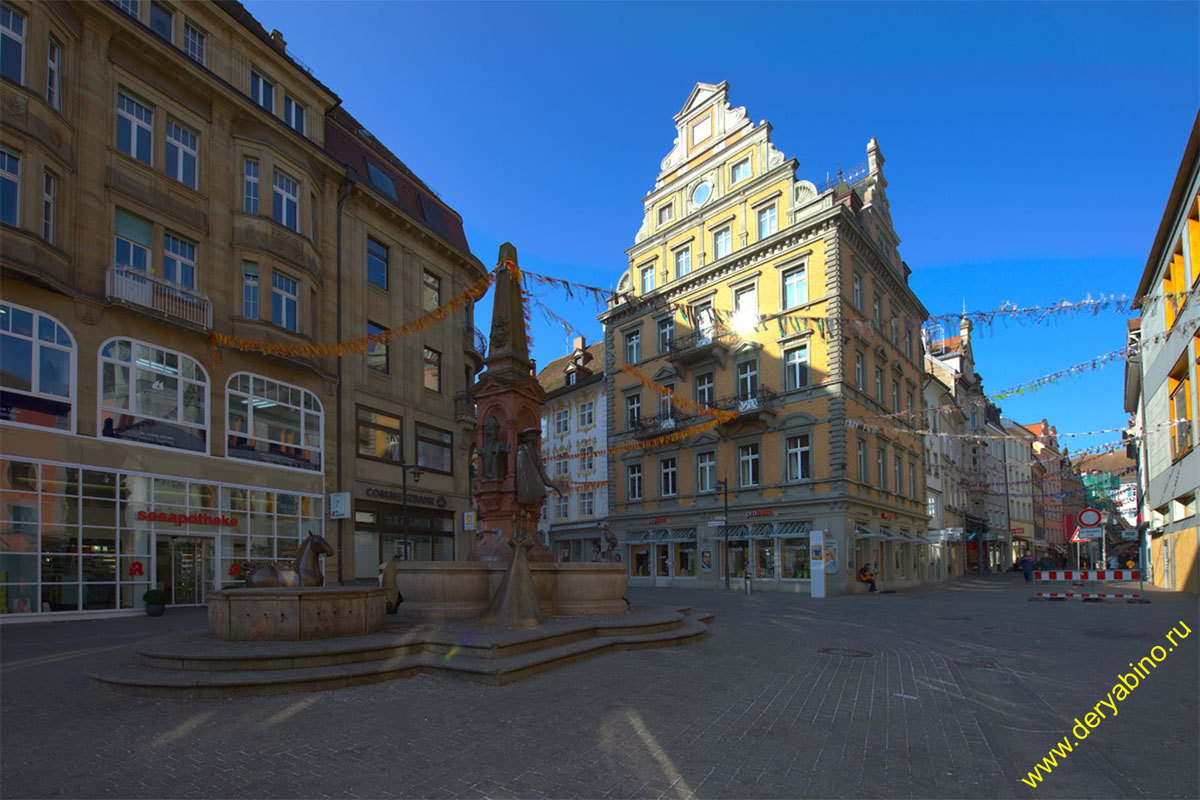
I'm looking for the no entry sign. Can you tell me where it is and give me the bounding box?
[1078,508,1103,528]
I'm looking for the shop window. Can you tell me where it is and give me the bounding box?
[781,540,810,579]
[675,543,696,577]
[99,337,208,453]
[755,540,774,578]
[631,544,650,577]
[415,423,452,474]
[226,373,322,471]
[356,406,401,464]
[0,304,74,431]
[726,539,747,578]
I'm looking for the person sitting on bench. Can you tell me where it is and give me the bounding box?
[858,563,877,592]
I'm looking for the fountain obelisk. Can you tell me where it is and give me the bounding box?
[469,243,554,562]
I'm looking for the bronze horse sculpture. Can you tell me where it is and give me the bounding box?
[244,531,334,588]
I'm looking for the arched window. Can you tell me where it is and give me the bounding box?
[98,338,208,453]
[226,373,322,471]
[0,303,75,431]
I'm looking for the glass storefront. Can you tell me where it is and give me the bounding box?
[674,542,696,577]
[353,501,454,579]
[630,544,650,577]
[781,539,810,579]
[0,457,322,615]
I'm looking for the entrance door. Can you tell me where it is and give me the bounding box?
[655,544,670,586]
[155,536,215,605]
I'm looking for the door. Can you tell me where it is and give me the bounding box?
[655,544,670,586]
[155,536,214,605]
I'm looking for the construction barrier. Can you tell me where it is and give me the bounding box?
[1034,570,1141,601]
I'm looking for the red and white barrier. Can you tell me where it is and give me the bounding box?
[1034,570,1140,581]
[1036,592,1141,599]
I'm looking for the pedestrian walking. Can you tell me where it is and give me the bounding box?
[1019,553,1036,582]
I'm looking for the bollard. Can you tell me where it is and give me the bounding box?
[744,574,752,595]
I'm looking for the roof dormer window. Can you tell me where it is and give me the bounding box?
[731,157,750,185]
[657,203,674,227]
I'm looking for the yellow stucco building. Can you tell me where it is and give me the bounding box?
[599,82,929,594]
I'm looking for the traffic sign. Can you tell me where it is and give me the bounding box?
[707,520,726,527]
[1078,508,1102,528]
[1070,526,1103,542]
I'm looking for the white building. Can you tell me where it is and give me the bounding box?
[537,338,611,561]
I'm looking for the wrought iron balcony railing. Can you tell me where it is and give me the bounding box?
[465,324,487,358]
[712,386,778,416]
[632,410,695,438]
[105,264,212,329]
[665,323,736,360]
[454,391,477,423]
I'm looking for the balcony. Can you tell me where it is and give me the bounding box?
[105,264,212,330]
[632,410,694,439]
[664,324,736,369]
[464,323,487,366]
[454,391,477,425]
[714,386,778,422]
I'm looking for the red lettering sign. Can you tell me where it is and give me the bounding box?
[648,517,668,524]
[135,510,239,527]
[127,560,144,577]
[228,562,242,577]
[745,509,774,518]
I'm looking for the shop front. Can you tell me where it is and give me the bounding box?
[0,457,324,616]
[352,488,457,581]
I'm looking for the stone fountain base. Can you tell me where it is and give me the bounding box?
[207,586,386,642]
[391,561,628,620]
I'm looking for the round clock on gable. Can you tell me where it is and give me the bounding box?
[691,181,712,208]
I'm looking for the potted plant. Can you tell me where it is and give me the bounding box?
[142,589,167,617]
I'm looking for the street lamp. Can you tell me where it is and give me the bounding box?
[400,461,422,559]
[715,477,730,589]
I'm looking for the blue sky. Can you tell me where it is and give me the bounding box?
[246,0,1199,452]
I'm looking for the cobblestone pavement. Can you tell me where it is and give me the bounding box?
[1,575,1196,799]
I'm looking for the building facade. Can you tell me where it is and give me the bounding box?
[0,0,482,617]
[536,337,610,561]
[1002,418,1039,558]
[597,82,930,594]
[1124,111,1199,593]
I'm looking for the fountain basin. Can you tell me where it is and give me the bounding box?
[208,586,386,641]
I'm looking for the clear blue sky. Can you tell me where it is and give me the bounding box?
[245,0,1199,453]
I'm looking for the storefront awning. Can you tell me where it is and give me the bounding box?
[722,524,749,538]
[666,527,697,542]
[619,529,650,544]
[855,525,883,539]
[749,523,775,539]
[778,521,812,537]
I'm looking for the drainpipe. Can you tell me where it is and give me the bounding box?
[335,174,352,584]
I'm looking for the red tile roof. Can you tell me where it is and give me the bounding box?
[324,108,471,256]
[537,342,605,394]
[932,335,963,353]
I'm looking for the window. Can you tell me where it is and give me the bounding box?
[0,303,74,430]
[242,263,258,319]
[423,347,441,391]
[1169,354,1193,460]
[580,445,595,471]
[99,338,207,452]
[555,493,569,520]
[1,3,24,84]
[46,37,60,110]
[627,463,643,500]
[113,208,150,270]
[283,96,305,135]
[579,491,594,517]
[890,317,899,343]
[579,400,594,427]
[164,121,197,188]
[892,379,901,412]
[415,423,453,474]
[149,2,172,41]
[624,330,641,364]
[693,301,716,339]
[226,373,322,471]
[554,409,569,435]
[873,294,882,325]
[661,457,678,496]
[242,159,259,213]
[856,440,867,481]
[657,318,674,354]
[660,383,675,417]
[713,227,731,260]
[116,92,153,165]
[734,284,757,317]
[366,322,388,373]
[696,451,715,493]
[784,346,808,391]
[877,448,887,490]
[554,456,569,478]
[422,271,441,311]
[731,157,750,184]
[182,21,205,65]
[271,271,298,331]
[657,204,673,226]
[250,70,274,112]
[738,443,760,487]
[695,372,714,406]
[786,434,811,481]
[366,237,388,289]
[675,247,691,278]
[365,161,398,202]
[905,330,913,360]
[894,455,903,496]
[626,393,641,428]
[40,170,55,243]
[112,0,139,18]
[356,406,402,463]
[852,273,863,310]
[162,232,196,289]
[906,390,915,419]
[875,366,885,404]
[737,359,758,399]
[272,170,299,232]
[0,147,17,226]
[758,205,777,239]
[783,266,806,308]
[854,352,865,390]
[640,266,654,294]
[909,459,918,499]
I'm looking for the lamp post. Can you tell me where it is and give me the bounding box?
[399,461,422,559]
[716,477,730,590]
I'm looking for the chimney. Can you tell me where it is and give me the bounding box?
[572,335,586,352]
[269,29,287,53]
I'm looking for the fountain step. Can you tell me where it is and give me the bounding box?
[87,606,713,697]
